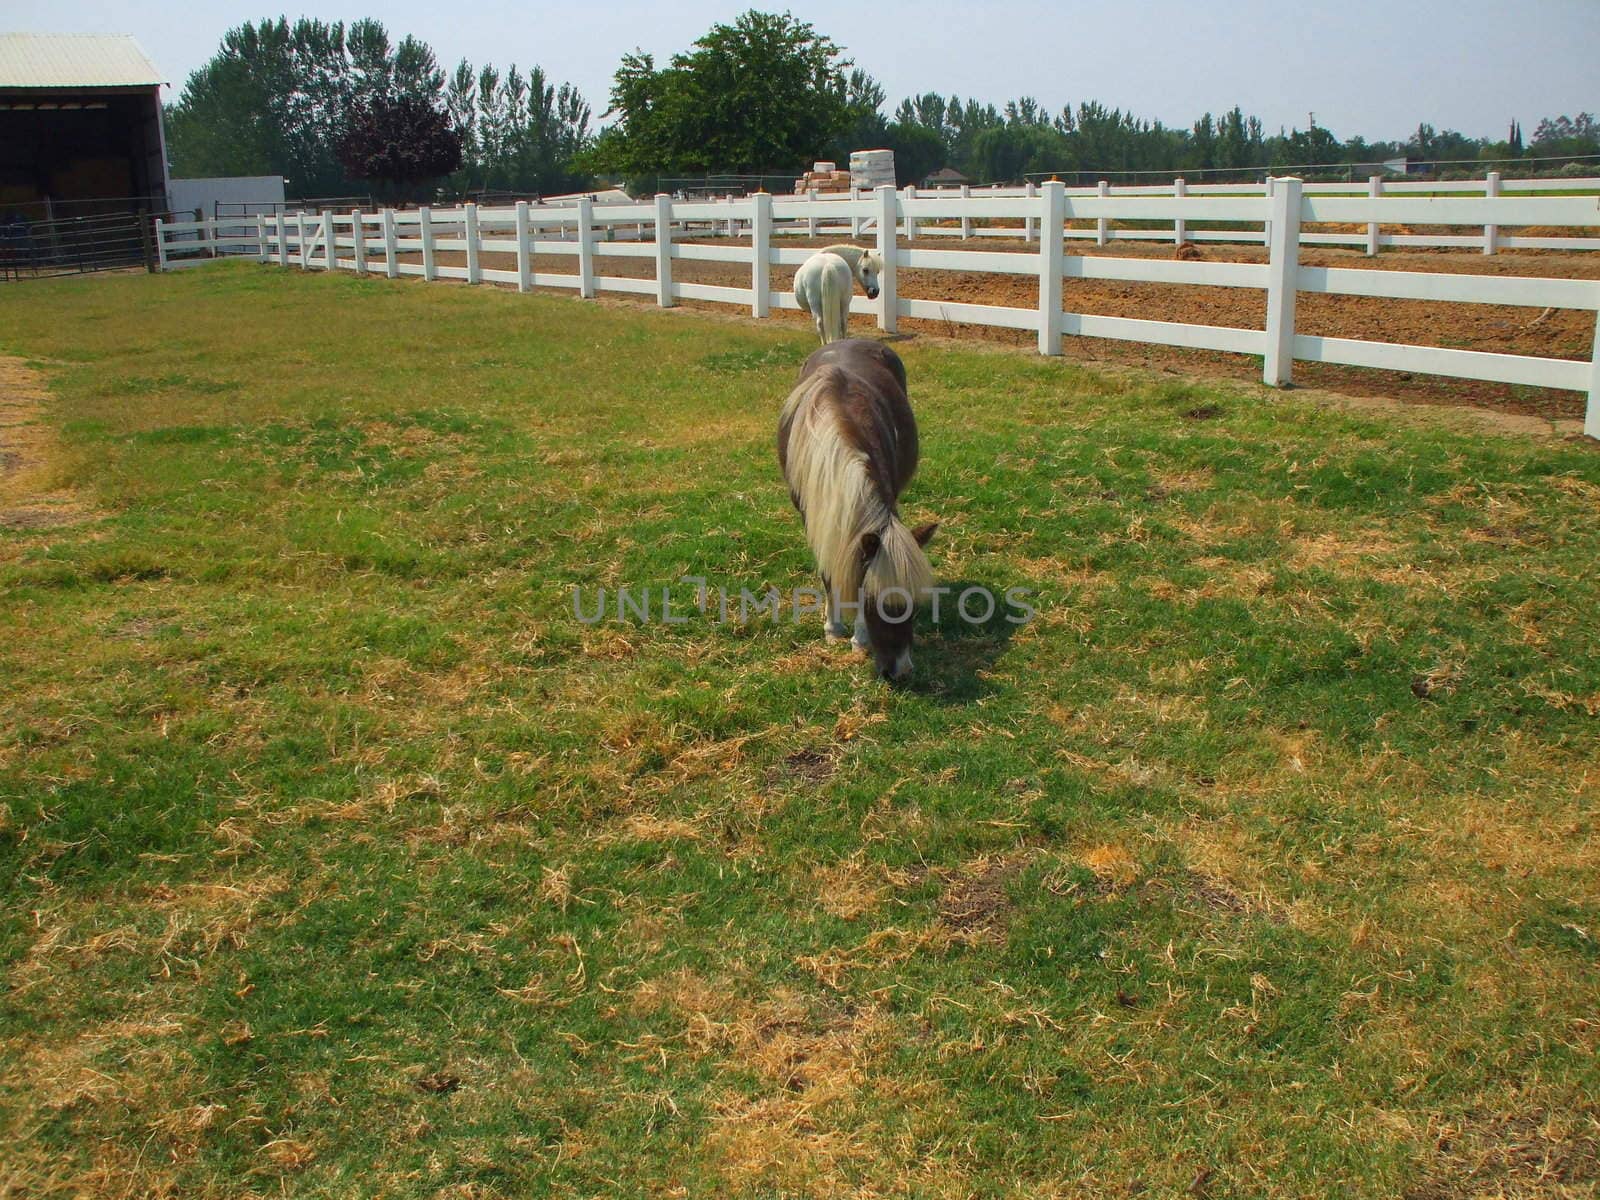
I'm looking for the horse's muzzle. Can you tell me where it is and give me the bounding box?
[865,287,880,300]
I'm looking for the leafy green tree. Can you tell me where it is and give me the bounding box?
[824,69,891,163]
[588,10,852,177]
[969,123,1068,182]
[882,122,946,184]
[1279,123,1341,167]
[164,54,286,183]
[1530,113,1598,162]
[1190,113,1217,172]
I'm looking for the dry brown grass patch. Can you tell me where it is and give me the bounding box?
[0,354,97,532]
[9,871,286,995]
[935,853,1027,936]
[630,975,898,1196]
[1288,527,1403,572]
[1409,1107,1600,1199]
[1171,822,1286,921]
[814,853,892,921]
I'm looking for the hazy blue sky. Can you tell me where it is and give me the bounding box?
[10,0,1597,142]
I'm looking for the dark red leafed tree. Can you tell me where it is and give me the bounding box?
[337,94,463,201]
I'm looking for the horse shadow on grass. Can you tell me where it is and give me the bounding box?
[896,577,1025,705]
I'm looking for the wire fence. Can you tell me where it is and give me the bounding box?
[0,209,174,280]
[656,172,804,198]
[1023,152,1600,186]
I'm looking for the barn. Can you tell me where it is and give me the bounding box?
[0,33,169,220]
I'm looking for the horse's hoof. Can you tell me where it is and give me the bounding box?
[824,623,850,643]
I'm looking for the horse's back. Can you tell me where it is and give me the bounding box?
[790,340,917,501]
[800,339,908,397]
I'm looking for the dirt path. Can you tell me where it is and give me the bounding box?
[0,355,92,532]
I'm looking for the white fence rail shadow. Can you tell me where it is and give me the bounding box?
[155,179,1600,438]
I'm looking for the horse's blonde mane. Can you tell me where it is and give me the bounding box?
[781,368,932,612]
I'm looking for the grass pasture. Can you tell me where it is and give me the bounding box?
[2,262,1599,1198]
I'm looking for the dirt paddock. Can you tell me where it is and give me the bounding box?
[392,234,1599,423]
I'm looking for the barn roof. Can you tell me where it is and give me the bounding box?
[0,33,164,89]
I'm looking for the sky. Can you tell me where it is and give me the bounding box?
[8,0,1597,143]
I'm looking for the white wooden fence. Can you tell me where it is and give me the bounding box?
[769,173,1600,255]
[155,180,1600,438]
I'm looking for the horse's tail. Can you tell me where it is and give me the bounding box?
[817,255,848,343]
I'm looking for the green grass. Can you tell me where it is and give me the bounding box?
[2,261,1598,1198]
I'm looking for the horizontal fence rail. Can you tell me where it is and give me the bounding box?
[157,180,1600,438]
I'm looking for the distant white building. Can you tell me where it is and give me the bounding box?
[0,33,169,218]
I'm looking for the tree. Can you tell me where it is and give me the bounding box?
[166,18,433,196]
[336,93,462,201]
[1530,113,1599,163]
[588,11,852,177]
[824,69,890,163]
[969,123,1068,182]
[882,122,946,184]
[167,17,591,200]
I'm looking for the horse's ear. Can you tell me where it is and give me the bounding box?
[859,530,882,566]
[911,521,939,547]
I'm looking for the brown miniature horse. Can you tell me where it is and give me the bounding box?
[777,340,938,681]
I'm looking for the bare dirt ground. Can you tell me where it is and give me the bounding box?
[407,235,1600,424]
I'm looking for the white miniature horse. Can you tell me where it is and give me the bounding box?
[778,339,937,682]
[793,244,884,345]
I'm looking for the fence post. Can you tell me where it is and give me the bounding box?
[1025,180,1037,242]
[960,184,972,240]
[875,184,898,334]
[1366,176,1382,257]
[1586,313,1600,440]
[1483,171,1501,256]
[654,193,674,307]
[807,188,818,237]
[1263,176,1303,387]
[321,210,335,271]
[419,206,436,280]
[1096,180,1110,247]
[154,219,168,271]
[297,212,310,269]
[382,209,398,279]
[1038,181,1065,356]
[465,204,481,284]
[276,211,289,268]
[256,215,269,264]
[1173,178,1187,245]
[512,201,531,293]
[139,217,157,273]
[351,210,367,275]
[1263,177,1274,249]
[576,195,596,298]
[903,185,917,242]
[751,191,772,317]
[852,187,863,239]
